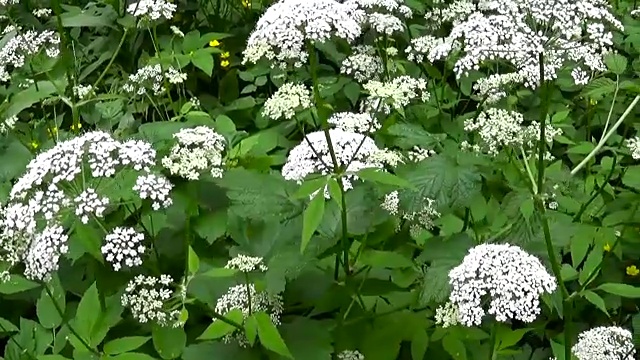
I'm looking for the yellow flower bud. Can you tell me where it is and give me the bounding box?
[627,265,639,276]
[209,40,220,47]
[603,243,612,252]
[221,60,230,68]
[221,51,230,59]
[30,140,39,149]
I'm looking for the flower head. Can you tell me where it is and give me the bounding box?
[121,274,181,327]
[328,112,380,133]
[337,350,365,360]
[363,76,430,113]
[448,243,557,326]
[161,126,226,180]
[123,64,185,96]
[262,83,313,120]
[225,254,268,273]
[0,30,60,82]
[572,326,635,360]
[340,45,383,83]
[435,301,461,328]
[381,190,440,237]
[243,0,364,67]
[127,0,176,22]
[102,227,146,271]
[626,265,639,276]
[625,136,640,159]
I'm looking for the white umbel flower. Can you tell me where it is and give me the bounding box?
[133,174,174,211]
[340,45,383,83]
[341,0,412,18]
[225,254,268,273]
[262,83,313,120]
[127,0,176,21]
[73,84,93,100]
[32,8,52,18]
[625,136,640,160]
[243,0,364,67]
[123,65,185,96]
[0,30,60,82]
[214,284,284,346]
[282,129,396,195]
[435,301,461,328]
[101,227,146,271]
[23,224,68,281]
[381,190,440,237]
[571,326,635,360]
[328,112,380,133]
[407,147,435,162]
[448,243,557,326]
[121,274,181,327]
[162,126,226,180]
[337,350,365,360]
[73,188,109,224]
[363,76,430,112]
[0,115,17,134]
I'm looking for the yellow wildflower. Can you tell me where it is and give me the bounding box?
[589,98,597,106]
[627,265,639,276]
[209,40,221,47]
[221,51,230,59]
[47,126,58,138]
[30,140,39,149]
[242,0,251,8]
[603,243,612,252]
[71,122,82,131]
[221,60,230,68]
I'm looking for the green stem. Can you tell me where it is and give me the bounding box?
[570,95,640,176]
[44,284,99,355]
[92,29,128,91]
[244,272,253,314]
[338,179,350,276]
[563,298,573,360]
[488,321,498,360]
[536,53,548,193]
[520,146,538,194]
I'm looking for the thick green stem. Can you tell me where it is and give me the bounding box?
[571,95,640,176]
[488,322,498,360]
[244,272,253,314]
[563,298,573,360]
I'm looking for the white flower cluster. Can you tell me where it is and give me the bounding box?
[337,350,365,360]
[407,147,435,162]
[32,8,52,18]
[161,126,226,180]
[121,275,181,327]
[133,174,174,211]
[363,76,430,112]
[0,115,17,134]
[368,13,404,35]
[328,112,380,133]
[0,131,171,280]
[0,0,18,6]
[101,227,146,271]
[415,0,623,89]
[571,326,635,360]
[123,64,186,96]
[214,284,284,346]
[448,243,557,326]
[340,45,383,83]
[473,73,524,104]
[625,136,640,160]
[0,30,60,82]
[342,0,412,35]
[73,84,93,100]
[406,35,454,63]
[262,83,313,120]
[225,254,268,273]
[127,0,176,21]
[434,301,460,328]
[282,129,397,195]
[381,190,441,237]
[462,108,562,156]
[243,0,364,67]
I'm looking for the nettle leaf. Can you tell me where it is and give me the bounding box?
[604,52,627,74]
[396,154,481,211]
[217,169,303,220]
[386,123,445,149]
[582,78,616,100]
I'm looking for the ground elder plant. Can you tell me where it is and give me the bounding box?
[1,0,640,359]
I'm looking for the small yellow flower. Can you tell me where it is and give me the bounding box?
[603,243,612,252]
[71,122,82,131]
[30,140,39,149]
[209,40,221,47]
[221,60,230,68]
[242,0,251,8]
[47,126,58,138]
[627,265,639,276]
[589,98,597,106]
[221,51,230,59]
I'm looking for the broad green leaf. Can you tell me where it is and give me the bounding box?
[197,309,243,340]
[152,325,187,359]
[597,283,640,298]
[410,329,429,360]
[192,50,214,76]
[582,78,616,100]
[581,290,609,316]
[359,250,413,269]
[292,176,329,200]
[245,314,258,346]
[357,168,413,188]
[0,274,39,294]
[301,190,325,253]
[109,353,158,360]
[570,225,594,267]
[194,211,227,244]
[386,123,445,150]
[73,283,101,346]
[188,246,200,276]
[6,80,65,117]
[104,337,150,355]
[442,333,467,360]
[496,327,530,351]
[622,166,640,190]
[36,275,65,329]
[200,267,238,278]
[255,312,293,358]
[278,318,332,360]
[0,317,18,334]
[578,246,603,285]
[604,52,627,74]
[59,4,117,28]
[0,139,32,182]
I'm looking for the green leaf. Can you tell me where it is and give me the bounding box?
[292,176,329,200]
[278,318,332,360]
[194,211,227,244]
[36,275,65,329]
[192,50,214,76]
[197,309,243,340]
[410,329,429,360]
[583,78,616,100]
[59,4,117,28]
[0,274,39,294]
[103,337,150,355]
[0,317,18,334]
[604,52,627,74]
[188,246,200,276]
[622,166,640,190]
[200,267,238,278]
[581,290,609,316]
[359,250,413,269]
[152,325,187,359]
[0,139,32,182]
[597,283,640,298]
[73,283,101,345]
[254,312,293,359]
[578,246,603,285]
[245,314,258,346]
[442,333,467,360]
[6,80,65,117]
[109,353,158,360]
[357,168,413,188]
[386,123,445,149]
[301,190,325,253]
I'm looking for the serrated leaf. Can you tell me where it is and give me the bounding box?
[302,190,325,253]
[604,52,627,74]
[197,309,243,340]
[37,275,65,329]
[357,168,413,188]
[279,318,332,360]
[359,250,413,268]
[583,78,616,100]
[0,274,39,294]
[581,290,609,316]
[255,312,293,359]
[597,283,640,298]
[192,49,214,76]
[152,325,186,359]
